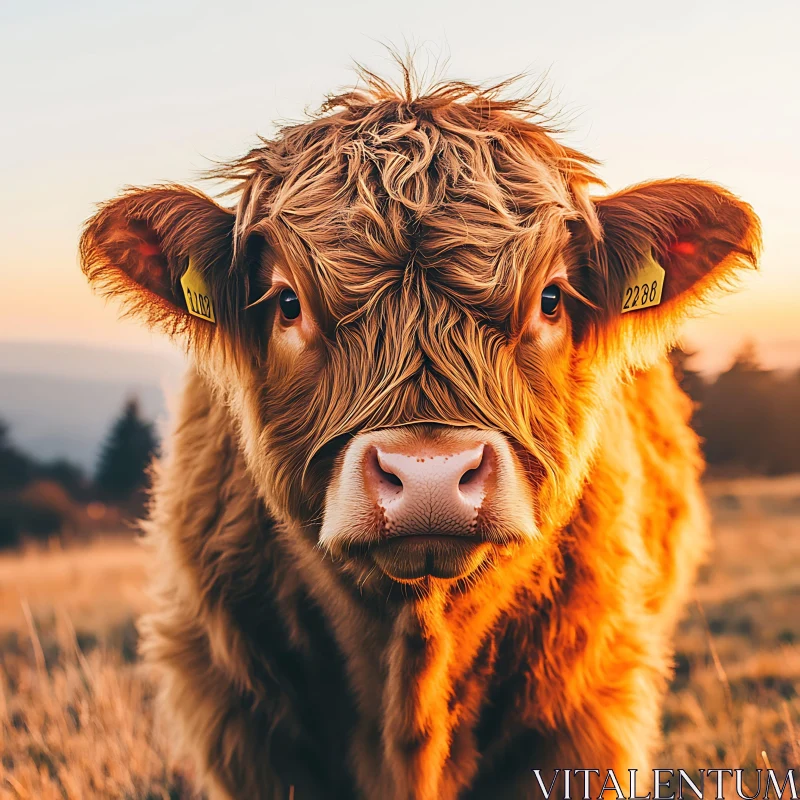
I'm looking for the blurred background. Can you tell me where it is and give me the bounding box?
[0,0,798,796]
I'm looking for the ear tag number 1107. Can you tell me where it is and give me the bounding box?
[181,256,216,323]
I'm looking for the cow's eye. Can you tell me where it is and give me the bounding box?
[278,288,301,320]
[541,285,561,317]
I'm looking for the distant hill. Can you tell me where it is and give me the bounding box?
[0,341,185,471]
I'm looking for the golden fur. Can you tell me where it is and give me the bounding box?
[80,67,760,799]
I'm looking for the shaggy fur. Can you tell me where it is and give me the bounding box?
[80,68,760,800]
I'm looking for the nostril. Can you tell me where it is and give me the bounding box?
[457,443,492,500]
[371,448,403,489]
[457,444,486,486]
[380,466,403,487]
[459,467,479,486]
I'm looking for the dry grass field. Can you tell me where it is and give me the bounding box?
[1,477,798,798]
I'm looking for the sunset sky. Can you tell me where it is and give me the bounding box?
[2,0,798,373]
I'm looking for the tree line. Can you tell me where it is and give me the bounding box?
[673,343,800,476]
[0,398,158,548]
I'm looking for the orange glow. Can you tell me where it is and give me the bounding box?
[137,241,162,257]
[669,240,697,256]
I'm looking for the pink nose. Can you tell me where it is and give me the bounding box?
[363,440,494,537]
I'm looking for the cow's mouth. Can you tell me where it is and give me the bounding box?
[369,536,492,581]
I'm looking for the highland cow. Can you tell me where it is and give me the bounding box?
[80,70,760,800]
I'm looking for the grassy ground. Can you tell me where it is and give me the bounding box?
[0,540,197,799]
[1,477,799,798]
[660,476,800,775]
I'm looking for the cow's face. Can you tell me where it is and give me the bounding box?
[81,80,759,592]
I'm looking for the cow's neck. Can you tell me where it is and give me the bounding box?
[282,521,543,800]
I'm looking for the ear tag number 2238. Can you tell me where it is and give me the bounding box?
[621,252,665,314]
[180,257,216,323]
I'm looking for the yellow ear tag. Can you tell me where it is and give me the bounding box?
[180,257,216,323]
[621,251,665,314]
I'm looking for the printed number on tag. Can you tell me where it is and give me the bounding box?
[621,252,665,314]
[180,257,216,323]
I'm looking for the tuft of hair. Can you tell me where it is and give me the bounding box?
[209,58,604,336]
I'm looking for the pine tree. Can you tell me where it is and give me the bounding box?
[0,420,35,491]
[698,340,777,472]
[95,398,159,502]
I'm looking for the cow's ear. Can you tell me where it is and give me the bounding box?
[582,179,761,369]
[80,185,250,345]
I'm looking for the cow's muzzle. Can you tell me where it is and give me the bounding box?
[319,425,538,582]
